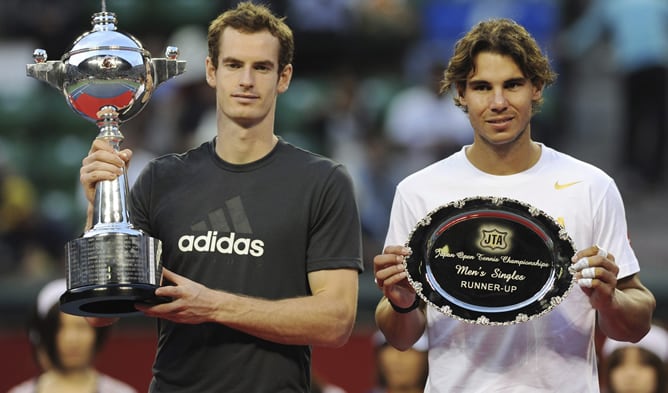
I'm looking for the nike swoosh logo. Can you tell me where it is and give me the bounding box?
[554,180,582,190]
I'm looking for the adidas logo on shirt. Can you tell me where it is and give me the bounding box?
[178,231,265,257]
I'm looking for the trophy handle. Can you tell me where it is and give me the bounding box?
[153,46,187,87]
[26,49,65,91]
[88,166,135,236]
[86,106,138,237]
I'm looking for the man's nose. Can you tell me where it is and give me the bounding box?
[239,67,254,87]
[490,89,508,111]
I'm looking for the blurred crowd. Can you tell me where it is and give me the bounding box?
[0,0,666,325]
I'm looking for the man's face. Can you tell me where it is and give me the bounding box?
[459,52,541,147]
[205,28,292,129]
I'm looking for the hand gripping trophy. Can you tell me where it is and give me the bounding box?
[26,2,185,317]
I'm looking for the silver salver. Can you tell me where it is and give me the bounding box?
[404,196,576,325]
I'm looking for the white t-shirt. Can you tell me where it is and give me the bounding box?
[385,145,639,393]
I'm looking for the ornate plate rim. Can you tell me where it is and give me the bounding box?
[404,196,576,326]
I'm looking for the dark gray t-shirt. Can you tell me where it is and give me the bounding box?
[130,138,363,393]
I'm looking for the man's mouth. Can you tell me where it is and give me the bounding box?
[487,116,513,124]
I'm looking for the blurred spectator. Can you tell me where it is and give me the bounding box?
[384,61,472,182]
[603,323,668,363]
[300,70,396,264]
[286,0,353,33]
[559,0,668,190]
[601,323,668,393]
[606,346,666,393]
[146,24,212,155]
[6,279,136,393]
[318,72,385,242]
[605,347,667,393]
[0,0,91,56]
[0,162,64,278]
[351,0,417,38]
[368,330,428,393]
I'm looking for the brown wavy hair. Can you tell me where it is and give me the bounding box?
[441,18,557,114]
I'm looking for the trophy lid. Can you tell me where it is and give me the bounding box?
[56,11,152,124]
[64,11,148,62]
[26,6,185,126]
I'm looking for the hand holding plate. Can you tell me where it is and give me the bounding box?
[404,197,576,325]
[373,246,416,308]
[570,245,619,308]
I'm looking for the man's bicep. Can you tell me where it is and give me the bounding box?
[308,268,359,302]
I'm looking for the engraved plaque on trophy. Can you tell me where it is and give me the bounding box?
[404,197,576,325]
[26,6,186,317]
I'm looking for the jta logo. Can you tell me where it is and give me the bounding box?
[479,228,508,251]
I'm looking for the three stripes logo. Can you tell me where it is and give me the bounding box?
[178,196,265,257]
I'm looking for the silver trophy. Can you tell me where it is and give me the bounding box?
[26,7,186,317]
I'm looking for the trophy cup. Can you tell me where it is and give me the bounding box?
[26,6,186,317]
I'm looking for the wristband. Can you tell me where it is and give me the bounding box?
[388,296,420,314]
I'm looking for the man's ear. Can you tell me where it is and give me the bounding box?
[277,64,293,94]
[532,82,544,101]
[205,56,216,88]
[457,86,467,107]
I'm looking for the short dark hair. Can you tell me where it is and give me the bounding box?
[606,346,667,393]
[27,302,110,371]
[207,1,294,74]
[442,18,557,114]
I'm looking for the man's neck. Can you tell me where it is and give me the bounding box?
[466,139,541,175]
[215,130,278,165]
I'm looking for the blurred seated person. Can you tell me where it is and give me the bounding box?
[368,330,428,393]
[7,279,136,393]
[602,323,668,393]
[384,61,472,181]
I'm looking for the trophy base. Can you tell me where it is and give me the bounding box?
[60,283,170,317]
[64,232,164,317]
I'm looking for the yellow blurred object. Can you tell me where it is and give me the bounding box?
[0,174,37,232]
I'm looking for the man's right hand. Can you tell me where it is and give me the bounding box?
[80,139,133,205]
[373,245,416,309]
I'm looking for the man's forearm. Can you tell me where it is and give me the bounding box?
[375,297,426,351]
[598,285,655,342]
[211,289,357,347]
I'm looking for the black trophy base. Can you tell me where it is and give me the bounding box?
[60,283,170,317]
